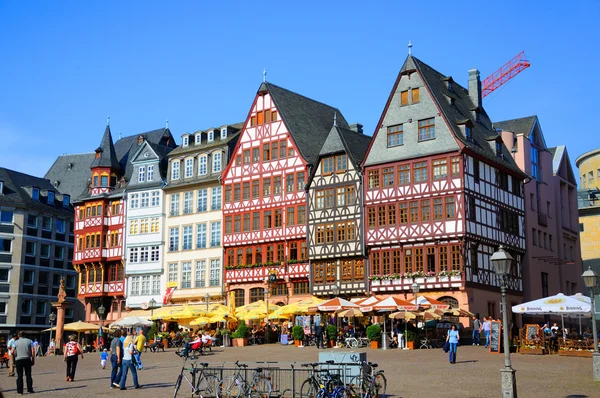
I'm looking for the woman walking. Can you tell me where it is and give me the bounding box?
[64,334,83,381]
[446,324,460,364]
[119,331,141,390]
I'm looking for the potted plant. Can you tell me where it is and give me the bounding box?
[326,324,338,348]
[405,330,417,350]
[292,325,304,347]
[231,321,250,347]
[366,324,382,349]
[147,323,157,342]
[157,332,170,348]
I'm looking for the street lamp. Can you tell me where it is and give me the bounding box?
[204,293,210,314]
[491,246,517,398]
[48,312,57,356]
[582,266,600,381]
[149,298,157,318]
[98,304,105,351]
[410,282,420,348]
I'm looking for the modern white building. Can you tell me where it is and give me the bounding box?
[125,134,176,310]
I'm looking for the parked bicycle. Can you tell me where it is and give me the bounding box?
[218,360,272,398]
[300,361,347,398]
[343,335,369,349]
[346,362,386,398]
[173,360,219,398]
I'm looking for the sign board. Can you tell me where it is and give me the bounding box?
[489,321,501,354]
[525,324,539,342]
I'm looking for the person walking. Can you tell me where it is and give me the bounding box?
[314,322,324,349]
[64,334,84,381]
[482,317,491,348]
[472,316,481,346]
[110,329,123,389]
[446,324,460,364]
[13,331,35,394]
[6,333,17,377]
[133,330,146,370]
[119,331,141,390]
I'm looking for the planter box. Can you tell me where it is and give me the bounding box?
[558,350,593,358]
[438,276,449,282]
[406,341,415,350]
[370,341,380,349]
[382,280,391,285]
[392,279,402,285]
[371,280,381,286]
[403,278,413,285]
[294,340,301,347]
[519,347,545,355]
[450,276,461,281]
[426,277,436,283]
[415,277,425,284]
[233,337,249,347]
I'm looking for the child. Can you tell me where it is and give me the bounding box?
[100,348,108,369]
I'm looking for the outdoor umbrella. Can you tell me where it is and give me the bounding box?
[110,316,152,328]
[43,321,112,332]
[151,305,194,321]
[411,296,451,310]
[570,294,592,333]
[444,308,475,318]
[368,297,418,348]
[338,308,365,318]
[279,297,324,315]
[310,297,360,312]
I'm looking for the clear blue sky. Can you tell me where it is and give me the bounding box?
[1,1,599,180]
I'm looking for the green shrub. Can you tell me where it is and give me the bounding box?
[366,324,382,342]
[292,325,304,341]
[231,321,250,338]
[220,329,230,335]
[147,322,158,341]
[405,329,418,342]
[326,324,338,340]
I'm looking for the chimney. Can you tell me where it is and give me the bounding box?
[468,69,482,109]
[349,123,363,134]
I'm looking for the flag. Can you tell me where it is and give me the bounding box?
[163,287,177,304]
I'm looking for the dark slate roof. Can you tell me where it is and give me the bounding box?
[0,167,73,216]
[402,56,526,177]
[91,126,121,170]
[319,125,372,170]
[44,153,96,199]
[260,82,349,165]
[168,123,244,157]
[493,116,537,138]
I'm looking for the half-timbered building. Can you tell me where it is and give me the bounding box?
[307,123,371,296]
[72,124,176,323]
[362,55,527,319]
[222,82,349,306]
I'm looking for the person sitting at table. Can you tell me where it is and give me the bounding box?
[583,328,592,340]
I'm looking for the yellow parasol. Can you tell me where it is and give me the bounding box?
[268,310,291,320]
[190,316,211,326]
[151,305,194,321]
[42,321,112,333]
[444,308,475,317]
[389,311,417,320]
[208,313,237,323]
[338,308,365,318]
[279,296,324,315]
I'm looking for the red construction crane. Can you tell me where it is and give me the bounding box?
[482,51,531,98]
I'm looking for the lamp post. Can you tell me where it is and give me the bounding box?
[491,246,517,397]
[582,266,600,381]
[149,298,157,318]
[49,312,57,356]
[411,281,420,349]
[204,293,210,314]
[98,304,105,351]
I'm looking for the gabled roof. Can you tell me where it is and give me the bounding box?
[259,82,349,165]
[550,145,577,183]
[391,55,525,176]
[91,125,121,171]
[319,125,372,170]
[44,152,96,199]
[168,123,244,157]
[493,116,537,138]
[0,167,73,216]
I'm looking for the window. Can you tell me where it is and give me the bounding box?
[210,222,221,247]
[183,136,189,147]
[541,272,549,297]
[421,200,430,222]
[549,234,553,251]
[198,156,207,175]
[195,261,206,288]
[271,142,279,160]
[383,167,394,187]
[439,246,448,271]
[345,186,356,205]
[25,241,36,256]
[170,194,180,216]
[286,175,295,193]
[101,175,109,186]
[211,187,222,210]
[184,158,193,178]
[322,157,334,174]
[412,87,420,103]
[196,189,207,212]
[56,218,65,233]
[297,172,305,191]
[42,216,52,231]
[274,176,281,195]
[208,130,214,142]
[445,197,455,219]
[336,187,346,207]
[409,201,419,223]
[182,225,192,250]
[531,146,541,181]
[194,133,201,145]
[150,246,160,262]
[21,299,32,315]
[47,191,55,204]
[470,244,478,273]
[181,262,192,288]
[138,166,146,182]
[169,228,179,251]
[252,147,260,163]
[263,143,270,161]
[183,191,193,214]
[151,191,160,207]
[144,165,154,181]
[399,203,408,224]
[473,159,480,182]
[141,276,150,295]
[414,162,428,182]
[387,125,403,147]
[221,128,227,139]
[433,198,443,220]
[139,246,149,262]
[129,193,139,209]
[0,268,8,282]
[368,170,379,189]
[24,270,34,284]
[418,118,435,141]
[294,282,309,295]
[63,195,70,207]
[209,259,220,286]
[171,161,180,180]
[129,219,139,235]
[32,188,39,201]
[400,90,409,106]
[195,223,207,249]
[280,140,287,158]
[451,156,460,177]
[468,197,476,220]
[433,159,447,179]
[451,245,461,270]
[274,209,283,228]
[168,264,178,284]
[253,212,260,230]
[336,154,347,172]
[398,165,410,185]
[213,152,222,173]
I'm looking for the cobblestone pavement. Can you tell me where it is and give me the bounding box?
[0,344,597,397]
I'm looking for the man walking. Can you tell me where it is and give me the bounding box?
[472,316,481,346]
[110,330,123,389]
[7,333,17,377]
[314,322,324,349]
[133,330,146,370]
[13,331,35,394]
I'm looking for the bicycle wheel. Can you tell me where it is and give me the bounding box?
[349,338,359,349]
[173,374,183,398]
[345,376,362,398]
[218,376,243,398]
[333,387,347,398]
[370,373,387,398]
[300,379,318,398]
[197,374,219,397]
[250,378,272,398]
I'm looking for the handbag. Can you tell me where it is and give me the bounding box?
[443,341,450,353]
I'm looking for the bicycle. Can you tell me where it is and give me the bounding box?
[316,372,347,398]
[346,362,386,398]
[218,361,272,398]
[300,361,347,398]
[173,360,219,398]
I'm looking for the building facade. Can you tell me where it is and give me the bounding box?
[222,82,349,307]
[124,138,174,310]
[496,117,582,305]
[362,55,526,320]
[71,125,175,323]
[307,123,371,296]
[163,124,240,306]
[0,168,82,342]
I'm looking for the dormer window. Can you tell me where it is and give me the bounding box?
[0,181,3,195]
[138,166,146,183]
[101,175,108,186]
[48,191,55,205]
[137,135,144,145]
[95,151,101,159]
[447,81,453,91]
[195,134,201,145]
[32,187,40,201]
[496,141,502,157]
[208,130,214,143]
[212,152,222,173]
[183,136,189,147]
[465,126,472,140]
[198,155,208,176]
[172,160,180,180]
[475,111,481,122]
[63,195,70,207]
[221,128,227,139]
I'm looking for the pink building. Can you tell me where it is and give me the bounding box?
[496,116,582,321]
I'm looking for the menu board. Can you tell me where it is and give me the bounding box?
[489,321,501,354]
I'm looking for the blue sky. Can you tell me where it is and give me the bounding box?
[1,1,599,180]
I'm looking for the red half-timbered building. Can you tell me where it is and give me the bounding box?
[222,82,350,306]
[73,124,175,323]
[362,55,527,320]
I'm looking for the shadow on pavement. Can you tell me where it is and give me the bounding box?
[454,360,479,364]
